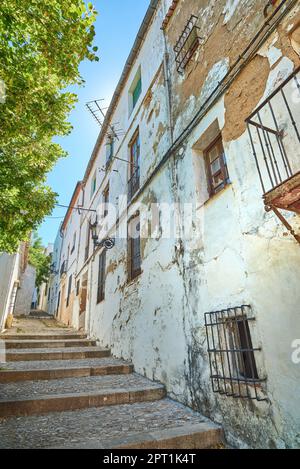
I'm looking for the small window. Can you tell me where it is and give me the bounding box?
[106,136,114,165]
[128,131,140,201]
[103,184,110,218]
[66,275,72,308]
[91,173,97,199]
[204,305,266,401]
[128,213,141,281]
[204,136,229,197]
[84,223,90,262]
[129,67,142,114]
[76,280,80,297]
[97,250,106,304]
[71,232,76,255]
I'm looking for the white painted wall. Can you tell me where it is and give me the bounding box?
[14,264,36,316]
[0,251,20,331]
[53,0,300,448]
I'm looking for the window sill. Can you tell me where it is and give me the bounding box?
[203,181,232,207]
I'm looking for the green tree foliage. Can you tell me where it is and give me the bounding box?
[0,1,98,253]
[29,233,51,287]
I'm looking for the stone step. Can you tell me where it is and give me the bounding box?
[4,347,110,362]
[0,374,166,418]
[0,358,134,383]
[0,333,87,341]
[2,339,97,349]
[0,398,223,449]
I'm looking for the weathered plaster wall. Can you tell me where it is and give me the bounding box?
[14,264,36,316]
[60,0,300,449]
[0,252,19,331]
[58,191,82,326]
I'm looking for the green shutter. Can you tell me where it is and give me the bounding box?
[132,77,142,109]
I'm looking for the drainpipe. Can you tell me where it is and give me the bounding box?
[162,0,174,145]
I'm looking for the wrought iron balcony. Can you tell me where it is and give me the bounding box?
[128,167,140,202]
[246,66,300,242]
[173,15,202,74]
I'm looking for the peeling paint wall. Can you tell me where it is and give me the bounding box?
[14,264,36,316]
[54,0,300,448]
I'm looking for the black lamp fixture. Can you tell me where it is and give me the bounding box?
[89,219,115,250]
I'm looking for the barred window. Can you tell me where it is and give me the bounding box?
[128,131,140,201]
[204,305,266,401]
[128,213,141,281]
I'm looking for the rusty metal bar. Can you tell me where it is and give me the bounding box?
[267,206,300,244]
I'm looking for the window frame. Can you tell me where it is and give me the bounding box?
[71,232,76,255]
[84,223,90,262]
[128,130,140,201]
[129,67,142,115]
[106,137,114,166]
[128,213,142,281]
[97,250,106,304]
[103,184,110,218]
[226,317,259,381]
[66,274,72,308]
[91,172,97,199]
[204,135,229,197]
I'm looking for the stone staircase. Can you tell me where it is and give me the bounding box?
[0,325,223,449]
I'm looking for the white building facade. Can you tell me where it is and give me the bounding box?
[55,0,300,448]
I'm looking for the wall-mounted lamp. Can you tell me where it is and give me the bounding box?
[89,219,115,250]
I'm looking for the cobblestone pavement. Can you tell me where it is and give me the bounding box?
[1,318,72,335]
[0,318,222,448]
[5,346,106,355]
[1,357,130,371]
[0,398,208,449]
[0,373,163,400]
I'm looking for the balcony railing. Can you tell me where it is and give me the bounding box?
[128,167,140,202]
[174,15,202,74]
[246,66,300,213]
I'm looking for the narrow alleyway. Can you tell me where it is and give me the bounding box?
[0,318,222,449]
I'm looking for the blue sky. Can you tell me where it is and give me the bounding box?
[38,0,150,246]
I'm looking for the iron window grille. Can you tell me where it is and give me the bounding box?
[204,136,230,196]
[128,214,141,281]
[128,167,140,201]
[246,66,300,196]
[174,15,202,74]
[128,132,140,201]
[204,305,267,401]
